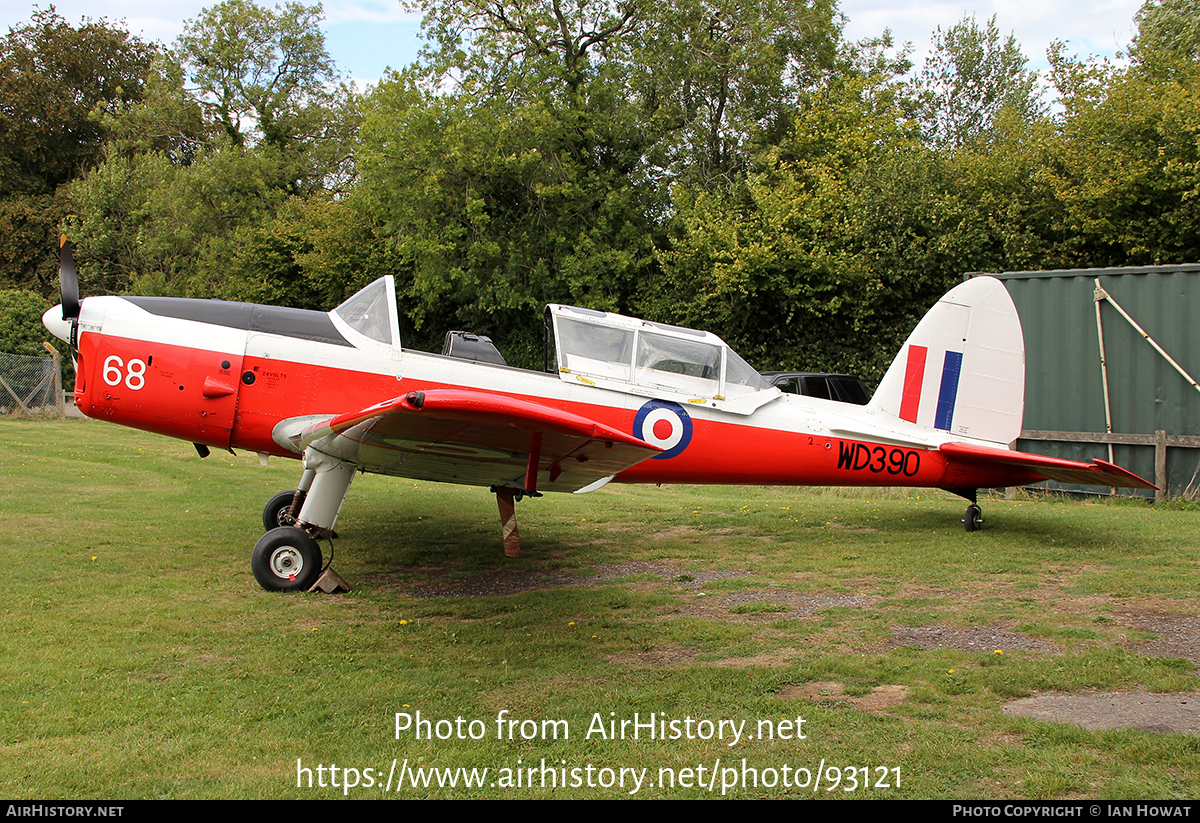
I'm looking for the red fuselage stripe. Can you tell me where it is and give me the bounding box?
[76,331,1044,492]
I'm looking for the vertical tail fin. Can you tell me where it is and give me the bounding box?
[869,276,1024,445]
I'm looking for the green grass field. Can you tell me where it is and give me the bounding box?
[2,419,1198,798]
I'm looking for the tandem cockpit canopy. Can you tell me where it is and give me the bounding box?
[326,280,779,413]
[547,304,779,414]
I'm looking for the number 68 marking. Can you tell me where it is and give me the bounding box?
[102,355,146,390]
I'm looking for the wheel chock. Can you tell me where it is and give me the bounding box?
[309,567,351,593]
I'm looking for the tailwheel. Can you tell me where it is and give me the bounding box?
[963,503,983,532]
[252,527,323,591]
[262,489,303,531]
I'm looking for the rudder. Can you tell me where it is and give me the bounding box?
[868,276,1024,445]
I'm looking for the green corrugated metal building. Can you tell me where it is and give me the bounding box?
[973,265,1200,498]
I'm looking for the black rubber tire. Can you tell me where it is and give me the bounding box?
[262,490,300,531]
[251,527,323,591]
[963,504,983,532]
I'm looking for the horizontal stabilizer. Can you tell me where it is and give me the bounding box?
[940,442,1157,490]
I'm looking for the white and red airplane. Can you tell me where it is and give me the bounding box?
[42,241,1154,590]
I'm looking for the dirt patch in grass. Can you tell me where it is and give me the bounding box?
[680,589,874,620]
[708,648,805,668]
[1002,691,1200,735]
[589,562,749,587]
[777,680,1192,740]
[778,681,909,711]
[1120,608,1200,667]
[883,581,1200,664]
[891,624,1059,654]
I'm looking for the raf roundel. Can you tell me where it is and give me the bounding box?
[633,400,693,460]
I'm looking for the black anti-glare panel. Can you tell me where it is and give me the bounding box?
[123,298,352,347]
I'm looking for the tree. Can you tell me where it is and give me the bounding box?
[221,197,388,312]
[633,0,844,189]
[67,0,362,298]
[100,53,209,165]
[175,0,359,196]
[0,194,63,295]
[938,111,1067,273]
[0,8,154,296]
[177,0,337,149]
[67,142,296,296]
[0,8,155,197]
[1044,44,1200,267]
[1129,0,1200,80]
[0,289,50,357]
[906,15,1043,150]
[357,76,662,364]
[355,0,845,365]
[62,54,211,296]
[649,73,959,381]
[417,0,641,94]
[361,0,664,362]
[416,0,842,190]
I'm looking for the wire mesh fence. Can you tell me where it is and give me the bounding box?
[0,350,63,417]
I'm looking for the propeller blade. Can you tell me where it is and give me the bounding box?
[59,236,80,321]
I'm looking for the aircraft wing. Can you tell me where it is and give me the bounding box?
[278,389,661,493]
[939,442,1157,490]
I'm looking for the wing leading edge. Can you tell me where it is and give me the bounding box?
[940,442,1157,490]
[281,388,661,493]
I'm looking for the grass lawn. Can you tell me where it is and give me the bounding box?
[1,418,1198,798]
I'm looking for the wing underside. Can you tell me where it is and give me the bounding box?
[278,389,660,493]
[940,442,1157,490]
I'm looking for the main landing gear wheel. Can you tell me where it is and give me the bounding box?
[963,504,983,532]
[262,490,301,531]
[252,527,323,591]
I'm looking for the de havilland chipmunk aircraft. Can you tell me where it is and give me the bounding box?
[42,241,1155,591]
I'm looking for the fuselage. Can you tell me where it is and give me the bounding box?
[44,294,1045,494]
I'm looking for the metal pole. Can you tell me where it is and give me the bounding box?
[1093,279,1200,502]
[1156,430,1168,503]
[1093,281,1116,465]
[43,342,62,417]
[1094,281,1200,395]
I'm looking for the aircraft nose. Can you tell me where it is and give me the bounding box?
[42,304,72,343]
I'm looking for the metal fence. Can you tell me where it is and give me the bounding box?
[0,348,63,417]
